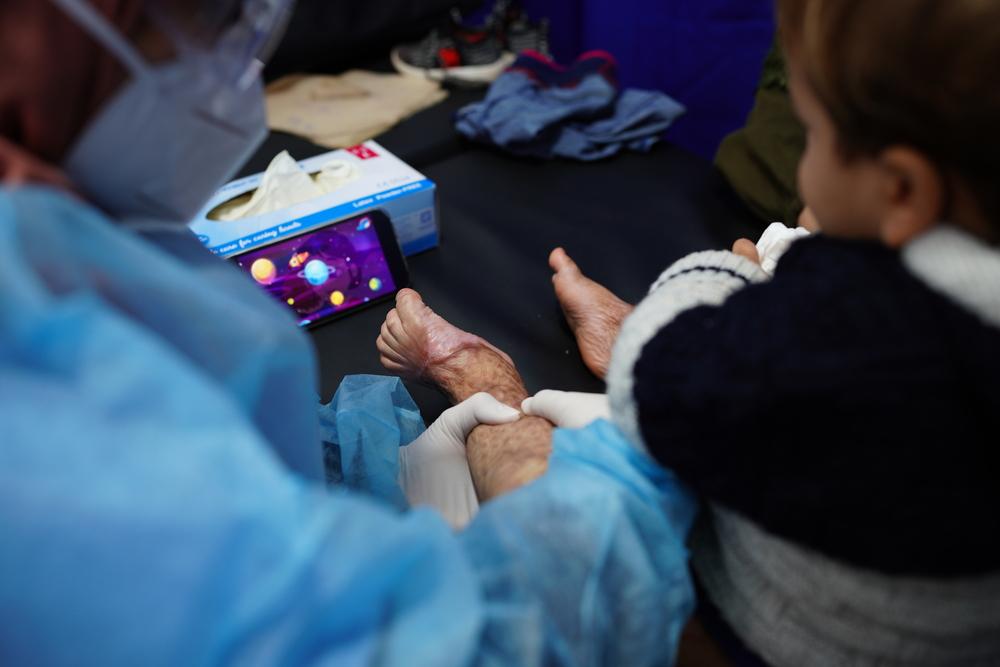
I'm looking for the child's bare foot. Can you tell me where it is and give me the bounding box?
[549,248,634,379]
[378,289,549,499]
[377,289,520,403]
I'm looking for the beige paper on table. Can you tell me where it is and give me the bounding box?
[265,71,448,149]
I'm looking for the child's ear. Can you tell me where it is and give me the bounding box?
[877,147,945,248]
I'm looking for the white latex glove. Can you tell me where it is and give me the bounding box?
[399,392,521,530]
[215,151,324,221]
[756,222,811,276]
[521,390,611,429]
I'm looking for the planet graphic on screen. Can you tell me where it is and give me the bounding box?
[251,258,277,285]
[304,259,330,286]
[368,277,382,291]
[330,291,345,307]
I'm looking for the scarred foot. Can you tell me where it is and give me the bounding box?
[377,289,521,403]
[549,248,634,379]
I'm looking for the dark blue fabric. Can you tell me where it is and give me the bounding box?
[631,235,1000,577]
[455,52,685,160]
[520,0,775,159]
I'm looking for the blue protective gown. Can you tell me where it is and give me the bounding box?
[0,186,697,666]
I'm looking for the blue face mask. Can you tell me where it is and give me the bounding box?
[50,0,281,224]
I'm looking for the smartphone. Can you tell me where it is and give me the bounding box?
[232,210,409,328]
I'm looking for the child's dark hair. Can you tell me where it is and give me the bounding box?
[778,0,1000,231]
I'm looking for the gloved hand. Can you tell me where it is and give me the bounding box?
[755,221,812,275]
[731,222,812,276]
[399,392,521,529]
[521,390,611,429]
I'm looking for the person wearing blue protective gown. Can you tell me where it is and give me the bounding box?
[0,0,699,665]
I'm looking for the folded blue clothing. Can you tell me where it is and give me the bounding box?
[455,51,686,160]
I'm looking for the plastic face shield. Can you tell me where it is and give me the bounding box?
[145,0,294,88]
[47,0,296,222]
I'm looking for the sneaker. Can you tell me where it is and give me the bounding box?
[391,11,515,85]
[505,14,550,56]
[488,0,550,56]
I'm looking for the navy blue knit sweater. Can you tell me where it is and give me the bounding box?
[627,234,1000,577]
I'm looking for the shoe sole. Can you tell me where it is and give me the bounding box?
[391,48,516,84]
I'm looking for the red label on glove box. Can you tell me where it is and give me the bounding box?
[346,145,380,160]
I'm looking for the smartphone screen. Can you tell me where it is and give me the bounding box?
[232,211,408,327]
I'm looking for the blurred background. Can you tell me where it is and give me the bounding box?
[265,0,776,160]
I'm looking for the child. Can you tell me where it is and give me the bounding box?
[379,0,1000,662]
[595,0,1000,663]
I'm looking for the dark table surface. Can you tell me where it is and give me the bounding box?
[241,89,762,422]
